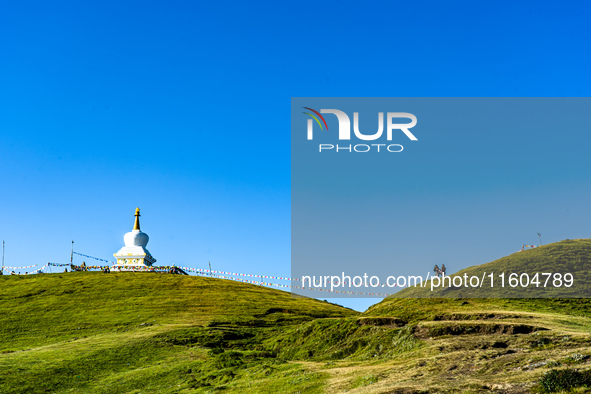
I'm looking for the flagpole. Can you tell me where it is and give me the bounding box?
[537,233,543,246]
[70,241,74,266]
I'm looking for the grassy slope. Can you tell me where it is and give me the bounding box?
[352,297,591,393]
[350,240,591,393]
[394,239,591,298]
[0,272,357,393]
[0,272,354,349]
[3,240,591,393]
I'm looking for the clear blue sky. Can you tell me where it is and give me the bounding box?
[1,1,590,311]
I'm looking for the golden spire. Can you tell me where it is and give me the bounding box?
[133,207,141,231]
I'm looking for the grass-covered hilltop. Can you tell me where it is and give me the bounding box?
[2,239,591,393]
[395,238,591,298]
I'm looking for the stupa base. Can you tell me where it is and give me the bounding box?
[110,264,155,272]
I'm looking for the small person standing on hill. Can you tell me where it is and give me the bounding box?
[441,264,447,276]
[433,264,442,277]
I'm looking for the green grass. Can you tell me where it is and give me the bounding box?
[263,319,421,361]
[3,240,591,393]
[0,272,355,393]
[392,239,591,298]
[0,272,354,351]
[536,368,591,393]
[365,297,591,324]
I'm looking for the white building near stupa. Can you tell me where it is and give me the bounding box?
[112,208,156,271]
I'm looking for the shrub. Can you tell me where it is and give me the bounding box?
[538,369,591,392]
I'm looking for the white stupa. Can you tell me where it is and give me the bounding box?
[112,208,156,271]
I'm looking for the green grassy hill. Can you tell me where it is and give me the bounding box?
[3,240,591,393]
[0,272,358,393]
[356,239,591,392]
[393,239,591,298]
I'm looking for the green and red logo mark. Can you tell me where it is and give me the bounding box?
[302,107,329,132]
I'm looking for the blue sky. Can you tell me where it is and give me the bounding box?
[1,1,590,311]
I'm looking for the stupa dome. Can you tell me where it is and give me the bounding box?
[124,229,149,248]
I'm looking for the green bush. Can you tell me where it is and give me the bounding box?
[538,369,591,392]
